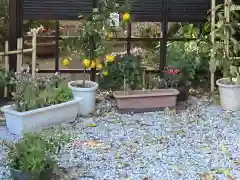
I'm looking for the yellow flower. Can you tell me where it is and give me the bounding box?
[62,58,70,66]
[96,63,103,70]
[105,55,115,62]
[102,70,108,76]
[82,59,91,68]
[90,61,96,68]
[107,32,114,40]
[122,12,131,22]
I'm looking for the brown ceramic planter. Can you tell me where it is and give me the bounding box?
[113,89,179,113]
[24,35,56,57]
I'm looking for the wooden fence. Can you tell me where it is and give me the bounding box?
[0,31,37,97]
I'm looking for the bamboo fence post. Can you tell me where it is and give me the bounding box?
[19,38,23,72]
[17,38,21,72]
[210,0,216,93]
[224,0,230,63]
[31,30,37,79]
[148,72,152,91]
[4,41,9,98]
[142,70,146,90]
[1,30,36,97]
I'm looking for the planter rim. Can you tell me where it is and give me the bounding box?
[68,80,98,92]
[216,78,240,88]
[24,35,55,38]
[10,167,52,173]
[113,89,179,99]
[24,40,55,47]
[1,98,81,116]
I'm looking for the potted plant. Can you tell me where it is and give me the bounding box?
[0,69,9,104]
[62,0,128,115]
[2,132,69,180]
[24,23,59,57]
[1,70,81,135]
[156,66,191,101]
[208,3,240,110]
[109,54,179,113]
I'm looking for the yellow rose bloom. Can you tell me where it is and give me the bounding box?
[102,70,108,76]
[105,55,115,62]
[122,12,131,21]
[107,32,114,40]
[61,58,70,66]
[90,60,96,68]
[82,59,91,68]
[96,63,103,70]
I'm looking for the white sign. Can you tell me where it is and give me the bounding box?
[109,12,119,27]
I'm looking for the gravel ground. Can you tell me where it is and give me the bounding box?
[0,96,240,180]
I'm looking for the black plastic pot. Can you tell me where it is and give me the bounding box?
[10,167,53,180]
[0,87,5,106]
[177,86,189,101]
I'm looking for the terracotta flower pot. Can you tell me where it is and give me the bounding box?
[113,89,179,113]
[24,35,56,57]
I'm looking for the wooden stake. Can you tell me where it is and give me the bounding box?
[17,38,21,72]
[32,31,37,79]
[148,72,152,92]
[4,41,9,98]
[19,38,23,72]
[124,77,126,95]
[210,0,216,93]
[0,48,32,56]
[142,70,146,90]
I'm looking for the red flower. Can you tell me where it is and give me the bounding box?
[164,66,180,75]
[41,28,48,33]
[168,69,173,74]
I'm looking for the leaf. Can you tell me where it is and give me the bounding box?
[173,129,185,135]
[198,146,211,151]
[115,152,121,159]
[220,142,227,151]
[87,123,97,127]
[233,159,240,165]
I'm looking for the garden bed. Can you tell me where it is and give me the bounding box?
[0,95,240,179]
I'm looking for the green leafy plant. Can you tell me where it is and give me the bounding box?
[97,57,124,90]
[99,54,144,91]
[10,71,73,112]
[201,3,240,86]
[61,0,128,87]
[157,66,188,88]
[135,22,161,50]
[0,69,9,87]
[2,132,70,179]
[166,41,203,83]
[98,48,146,90]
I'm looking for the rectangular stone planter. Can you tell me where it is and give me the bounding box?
[1,98,81,135]
[113,89,179,113]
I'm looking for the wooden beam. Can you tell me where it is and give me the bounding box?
[8,0,23,72]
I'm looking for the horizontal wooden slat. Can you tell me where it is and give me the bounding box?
[167,0,210,21]
[23,0,93,20]
[23,0,225,22]
[131,0,164,21]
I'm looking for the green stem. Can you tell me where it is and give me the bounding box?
[83,69,86,87]
[236,67,240,84]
